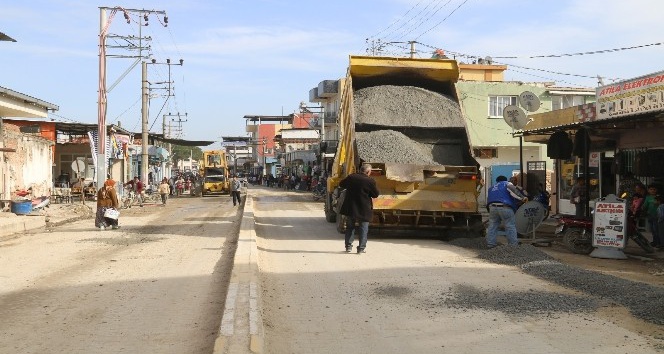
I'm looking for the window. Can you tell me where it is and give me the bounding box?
[473,148,498,159]
[488,96,517,118]
[552,95,586,110]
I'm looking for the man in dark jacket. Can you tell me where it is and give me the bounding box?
[486,175,528,248]
[339,163,380,254]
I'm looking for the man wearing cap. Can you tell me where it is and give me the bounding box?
[485,175,528,248]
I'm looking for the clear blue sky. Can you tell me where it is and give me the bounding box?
[2,0,663,144]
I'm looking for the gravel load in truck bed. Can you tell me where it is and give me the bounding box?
[356,130,464,165]
[353,85,464,128]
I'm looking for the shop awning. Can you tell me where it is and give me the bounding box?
[519,109,664,143]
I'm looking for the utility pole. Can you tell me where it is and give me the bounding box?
[141,60,149,184]
[169,113,188,139]
[97,6,167,189]
[409,41,416,58]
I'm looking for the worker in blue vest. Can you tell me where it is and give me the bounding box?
[486,175,529,248]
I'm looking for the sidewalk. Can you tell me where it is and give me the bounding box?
[0,202,94,241]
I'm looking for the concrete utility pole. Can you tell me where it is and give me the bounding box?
[97,6,167,188]
[141,61,149,184]
[97,9,109,189]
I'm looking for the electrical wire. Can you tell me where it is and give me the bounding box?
[367,0,425,40]
[49,112,87,124]
[416,42,621,82]
[110,96,142,124]
[504,68,587,87]
[394,0,453,41]
[379,0,440,41]
[414,0,472,40]
[491,41,664,59]
[149,96,170,131]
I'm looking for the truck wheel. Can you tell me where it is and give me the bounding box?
[325,194,336,223]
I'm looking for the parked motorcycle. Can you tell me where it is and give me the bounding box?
[554,216,594,254]
[555,214,655,254]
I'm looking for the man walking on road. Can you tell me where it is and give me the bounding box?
[485,175,528,248]
[339,163,380,254]
[230,176,242,206]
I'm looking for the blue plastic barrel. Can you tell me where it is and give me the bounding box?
[11,200,33,215]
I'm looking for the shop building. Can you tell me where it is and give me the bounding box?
[521,70,664,216]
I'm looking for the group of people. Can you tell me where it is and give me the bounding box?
[620,178,663,249]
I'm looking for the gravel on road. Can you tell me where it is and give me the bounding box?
[448,238,664,326]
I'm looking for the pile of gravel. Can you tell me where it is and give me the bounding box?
[450,241,664,325]
[354,85,464,128]
[356,130,464,165]
[478,244,555,266]
[442,284,598,316]
[356,130,433,165]
[522,260,664,325]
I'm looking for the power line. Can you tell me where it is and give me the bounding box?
[491,41,664,59]
[504,68,586,87]
[110,96,142,124]
[379,0,438,41]
[366,0,425,40]
[49,112,87,124]
[394,0,453,41]
[414,0,472,40]
[416,42,621,82]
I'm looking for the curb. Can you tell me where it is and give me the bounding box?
[0,214,46,241]
[213,193,264,354]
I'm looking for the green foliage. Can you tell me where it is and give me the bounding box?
[171,145,203,165]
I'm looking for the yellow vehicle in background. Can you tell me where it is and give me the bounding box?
[200,150,229,196]
[325,55,483,237]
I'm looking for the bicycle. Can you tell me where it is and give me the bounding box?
[121,188,142,209]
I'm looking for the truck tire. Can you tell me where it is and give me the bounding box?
[325,194,336,223]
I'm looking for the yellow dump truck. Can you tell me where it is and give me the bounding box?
[325,55,483,236]
[201,150,229,196]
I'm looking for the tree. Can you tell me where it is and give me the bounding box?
[171,145,203,168]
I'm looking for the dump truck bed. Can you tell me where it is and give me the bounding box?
[326,56,482,234]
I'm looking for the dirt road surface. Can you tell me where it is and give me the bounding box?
[0,196,240,354]
[253,187,664,354]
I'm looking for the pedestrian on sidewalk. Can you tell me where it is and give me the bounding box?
[230,176,242,206]
[158,178,170,205]
[339,163,380,254]
[96,178,120,230]
[485,175,528,248]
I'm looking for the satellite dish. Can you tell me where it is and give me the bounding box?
[71,160,86,176]
[502,105,528,130]
[515,201,547,235]
[519,91,541,112]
